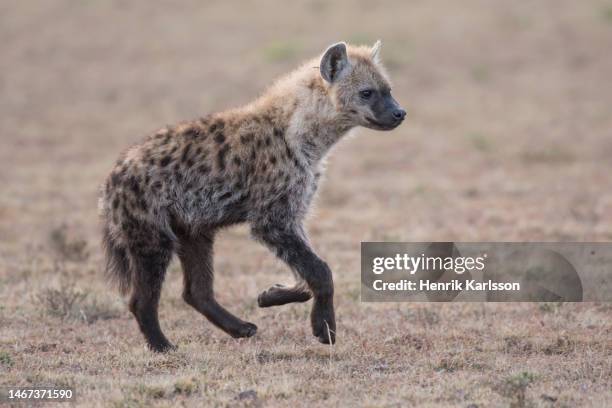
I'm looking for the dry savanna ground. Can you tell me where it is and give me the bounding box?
[1,1,612,407]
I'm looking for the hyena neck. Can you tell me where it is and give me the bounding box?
[292,99,355,168]
[254,70,355,169]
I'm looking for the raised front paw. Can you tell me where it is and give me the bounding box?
[257,284,312,308]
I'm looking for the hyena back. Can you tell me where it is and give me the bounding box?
[100,41,405,352]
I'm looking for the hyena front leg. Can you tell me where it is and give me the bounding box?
[177,231,257,339]
[252,224,335,344]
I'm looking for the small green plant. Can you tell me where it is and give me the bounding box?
[496,371,537,408]
[173,378,198,395]
[435,355,461,373]
[539,302,564,314]
[0,351,13,368]
[140,385,165,399]
[36,282,87,320]
[36,282,121,323]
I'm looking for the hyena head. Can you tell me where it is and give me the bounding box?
[320,40,406,130]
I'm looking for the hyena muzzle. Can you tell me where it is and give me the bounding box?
[100,40,405,352]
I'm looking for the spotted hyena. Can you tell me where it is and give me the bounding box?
[100,41,405,352]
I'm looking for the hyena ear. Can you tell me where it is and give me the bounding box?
[320,42,349,83]
[371,40,382,64]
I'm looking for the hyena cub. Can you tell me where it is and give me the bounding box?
[100,41,405,352]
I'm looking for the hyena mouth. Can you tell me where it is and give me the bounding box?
[365,117,398,130]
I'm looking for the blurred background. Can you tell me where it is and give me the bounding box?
[2,0,612,253]
[1,1,611,406]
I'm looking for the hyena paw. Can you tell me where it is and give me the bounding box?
[148,340,177,353]
[230,322,258,338]
[311,303,336,345]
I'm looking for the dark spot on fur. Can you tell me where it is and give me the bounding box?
[250,149,256,161]
[307,78,322,91]
[198,164,210,174]
[138,198,148,211]
[265,137,272,147]
[183,127,201,139]
[217,144,230,170]
[159,133,171,145]
[151,181,162,192]
[261,162,268,172]
[256,139,263,148]
[284,144,294,160]
[181,143,192,162]
[112,197,120,210]
[214,132,225,144]
[127,176,141,196]
[219,191,232,201]
[269,156,277,165]
[110,171,121,187]
[273,128,284,139]
[240,133,254,144]
[233,156,241,167]
[160,155,172,167]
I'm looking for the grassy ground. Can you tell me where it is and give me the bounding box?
[1,1,611,406]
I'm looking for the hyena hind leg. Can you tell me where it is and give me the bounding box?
[178,232,257,339]
[257,283,312,308]
[128,241,175,353]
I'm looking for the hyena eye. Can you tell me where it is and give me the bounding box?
[359,89,374,100]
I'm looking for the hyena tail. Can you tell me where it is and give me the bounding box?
[102,225,132,296]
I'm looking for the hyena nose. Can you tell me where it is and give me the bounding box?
[392,109,406,121]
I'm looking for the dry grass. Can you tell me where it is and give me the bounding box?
[1,1,611,407]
